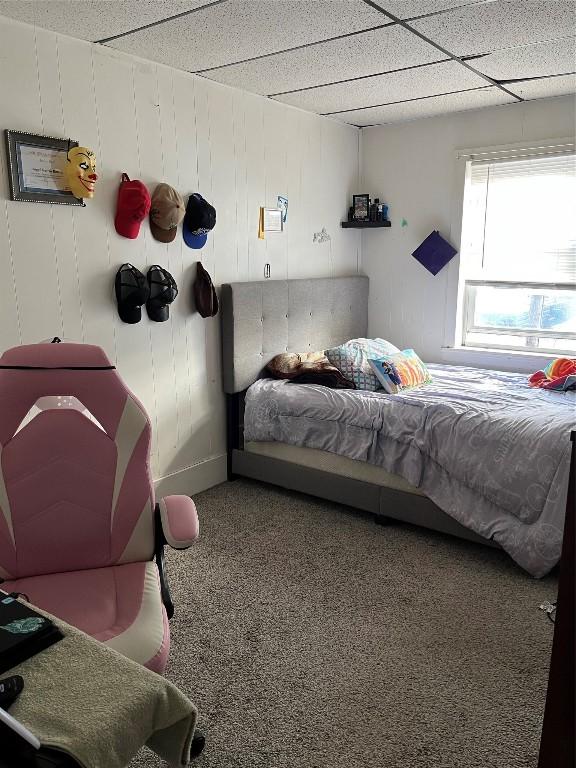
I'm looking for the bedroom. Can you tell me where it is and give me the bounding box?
[0,1,574,767]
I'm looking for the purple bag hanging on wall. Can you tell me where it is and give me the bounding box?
[412,230,457,276]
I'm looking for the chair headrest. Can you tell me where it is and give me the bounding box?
[0,342,114,370]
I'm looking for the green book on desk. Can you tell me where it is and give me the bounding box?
[0,591,63,674]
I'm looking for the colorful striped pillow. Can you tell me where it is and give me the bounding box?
[369,349,432,394]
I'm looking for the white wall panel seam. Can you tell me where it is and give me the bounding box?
[34,27,65,340]
[90,46,116,361]
[173,71,197,453]
[57,38,86,343]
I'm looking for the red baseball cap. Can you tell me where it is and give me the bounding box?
[115,173,151,239]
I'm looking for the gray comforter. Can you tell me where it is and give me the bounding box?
[244,364,575,577]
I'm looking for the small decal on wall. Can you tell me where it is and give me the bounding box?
[313,228,331,243]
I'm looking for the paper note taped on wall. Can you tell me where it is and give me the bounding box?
[258,207,265,239]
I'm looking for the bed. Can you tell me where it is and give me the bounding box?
[221,276,574,577]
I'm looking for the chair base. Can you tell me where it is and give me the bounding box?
[190,729,206,759]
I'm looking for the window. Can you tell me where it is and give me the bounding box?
[459,148,576,354]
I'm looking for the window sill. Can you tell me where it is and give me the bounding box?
[440,345,554,374]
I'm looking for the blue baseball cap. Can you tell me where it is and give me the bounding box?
[182,193,216,249]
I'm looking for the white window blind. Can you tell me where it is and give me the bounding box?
[459,149,576,354]
[466,153,576,282]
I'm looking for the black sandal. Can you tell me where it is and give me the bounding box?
[146,265,178,322]
[115,263,149,324]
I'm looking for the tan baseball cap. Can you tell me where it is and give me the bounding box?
[149,183,185,243]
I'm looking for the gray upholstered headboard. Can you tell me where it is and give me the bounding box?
[221,275,369,393]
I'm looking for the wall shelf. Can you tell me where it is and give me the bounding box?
[341,220,391,229]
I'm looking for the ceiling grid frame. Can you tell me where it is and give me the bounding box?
[0,0,573,126]
[359,0,523,100]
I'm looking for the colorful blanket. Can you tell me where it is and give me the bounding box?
[529,357,576,391]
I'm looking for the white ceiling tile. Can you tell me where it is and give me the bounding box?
[108,0,389,72]
[333,86,515,125]
[203,25,445,96]
[0,1,205,42]
[274,60,488,114]
[506,72,576,99]
[474,36,576,80]
[410,0,576,56]
[381,0,488,20]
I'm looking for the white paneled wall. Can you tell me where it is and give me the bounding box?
[360,95,576,373]
[0,16,361,493]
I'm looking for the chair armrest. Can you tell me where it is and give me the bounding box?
[158,496,199,550]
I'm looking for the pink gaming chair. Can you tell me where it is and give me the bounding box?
[0,341,199,674]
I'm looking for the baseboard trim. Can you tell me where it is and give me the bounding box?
[154,454,227,498]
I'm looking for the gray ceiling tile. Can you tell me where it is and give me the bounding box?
[108,0,389,72]
[506,72,576,99]
[380,0,488,20]
[274,60,488,114]
[333,86,515,125]
[203,25,445,96]
[474,36,576,80]
[410,0,576,56]
[0,0,206,42]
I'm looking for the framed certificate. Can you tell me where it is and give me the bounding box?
[4,130,84,205]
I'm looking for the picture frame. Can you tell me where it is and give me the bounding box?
[353,194,370,221]
[4,130,84,205]
[263,207,283,232]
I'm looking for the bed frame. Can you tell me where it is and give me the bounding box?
[221,275,497,548]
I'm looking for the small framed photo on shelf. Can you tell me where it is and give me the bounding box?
[352,194,369,221]
[4,130,84,205]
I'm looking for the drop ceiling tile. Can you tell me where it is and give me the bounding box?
[382,0,487,20]
[204,25,445,96]
[410,0,576,56]
[506,72,576,99]
[333,86,515,126]
[474,36,576,80]
[108,0,389,72]
[0,1,205,42]
[274,60,487,114]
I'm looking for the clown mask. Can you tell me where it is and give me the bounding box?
[64,146,98,199]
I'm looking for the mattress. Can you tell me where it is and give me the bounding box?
[244,441,425,495]
[244,364,574,576]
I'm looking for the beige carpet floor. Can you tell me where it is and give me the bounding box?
[130,479,556,768]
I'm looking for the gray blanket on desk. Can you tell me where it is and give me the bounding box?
[245,364,575,577]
